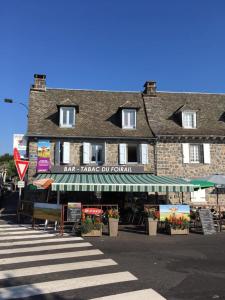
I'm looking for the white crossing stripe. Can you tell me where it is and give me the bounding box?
[90,289,166,300]
[0,242,92,255]
[0,259,117,279]
[0,230,52,235]
[0,233,63,240]
[0,224,23,227]
[0,271,137,299]
[0,237,83,247]
[0,249,103,265]
[0,227,28,231]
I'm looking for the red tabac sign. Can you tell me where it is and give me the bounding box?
[82,208,103,215]
[15,160,29,181]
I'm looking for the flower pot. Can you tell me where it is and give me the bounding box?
[169,228,189,235]
[108,217,119,237]
[146,218,158,236]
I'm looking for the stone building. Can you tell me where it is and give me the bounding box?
[143,81,225,204]
[26,75,193,211]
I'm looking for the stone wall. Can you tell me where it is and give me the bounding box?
[156,142,225,205]
[156,142,225,178]
[28,140,154,182]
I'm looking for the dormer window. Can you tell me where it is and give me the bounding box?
[60,107,75,128]
[182,111,196,129]
[122,109,136,129]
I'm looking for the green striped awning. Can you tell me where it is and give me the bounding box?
[35,173,195,193]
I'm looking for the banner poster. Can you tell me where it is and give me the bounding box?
[13,134,27,158]
[159,205,190,222]
[37,140,51,172]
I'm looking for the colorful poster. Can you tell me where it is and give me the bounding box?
[33,203,62,222]
[37,140,51,172]
[159,205,190,222]
[13,134,27,158]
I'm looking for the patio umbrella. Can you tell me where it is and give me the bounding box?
[197,174,225,205]
[189,179,215,190]
[32,178,54,189]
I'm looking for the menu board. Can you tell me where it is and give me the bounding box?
[67,202,81,222]
[199,209,216,235]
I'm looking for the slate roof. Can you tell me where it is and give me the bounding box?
[144,91,225,137]
[27,88,153,139]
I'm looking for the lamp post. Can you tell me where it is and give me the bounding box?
[3,98,29,221]
[4,98,28,117]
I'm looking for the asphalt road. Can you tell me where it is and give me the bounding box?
[87,229,225,300]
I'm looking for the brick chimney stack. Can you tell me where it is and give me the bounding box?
[143,81,157,96]
[32,74,46,91]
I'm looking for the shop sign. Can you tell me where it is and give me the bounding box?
[13,134,27,158]
[67,202,81,222]
[51,165,145,173]
[37,140,51,172]
[82,208,103,215]
[159,205,190,222]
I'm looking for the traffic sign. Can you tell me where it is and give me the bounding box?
[15,160,29,181]
[18,181,25,188]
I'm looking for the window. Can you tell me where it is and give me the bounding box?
[91,144,103,164]
[119,143,148,164]
[122,109,136,129]
[182,111,196,129]
[189,144,203,163]
[183,143,210,164]
[83,142,105,164]
[60,107,75,128]
[55,141,70,165]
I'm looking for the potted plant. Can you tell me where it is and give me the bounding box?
[144,208,159,236]
[165,215,189,235]
[81,215,103,237]
[107,209,119,237]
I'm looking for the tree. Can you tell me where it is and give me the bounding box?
[0,153,17,179]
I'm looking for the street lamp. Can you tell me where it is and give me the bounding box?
[4,98,28,117]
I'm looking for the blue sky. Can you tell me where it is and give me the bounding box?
[1,0,225,155]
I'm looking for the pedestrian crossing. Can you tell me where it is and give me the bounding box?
[0,222,166,300]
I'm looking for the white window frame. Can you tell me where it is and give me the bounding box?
[182,111,196,129]
[122,109,136,129]
[189,144,203,164]
[60,107,75,128]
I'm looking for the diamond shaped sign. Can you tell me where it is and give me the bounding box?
[15,160,29,181]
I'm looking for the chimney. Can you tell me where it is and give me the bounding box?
[143,81,157,95]
[32,74,46,91]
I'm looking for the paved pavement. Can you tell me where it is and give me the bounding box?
[0,222,165,300]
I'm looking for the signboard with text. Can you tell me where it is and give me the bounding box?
[50,165,145,174]
[13,134,27,158]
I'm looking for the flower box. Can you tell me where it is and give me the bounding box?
[169,228,189,235]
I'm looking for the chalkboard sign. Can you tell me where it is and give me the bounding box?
[199,209,216,235]
[67,202,81,223]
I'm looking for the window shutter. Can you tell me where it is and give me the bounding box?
[140,144,148,164]
[119,144,127,164]
[62,142,70,164]
[103,142,107,164]
[55,141,61,165]
[203,144,211,164]
[83,142,90,164]
[193,113,197,128]
[182,143,190,163]
[59,108,63,127]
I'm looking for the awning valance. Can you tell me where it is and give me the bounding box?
[35,173,195,193]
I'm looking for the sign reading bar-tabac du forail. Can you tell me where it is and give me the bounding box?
[51,165,145,173]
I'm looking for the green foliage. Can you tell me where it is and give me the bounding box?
[0,154,17,179]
